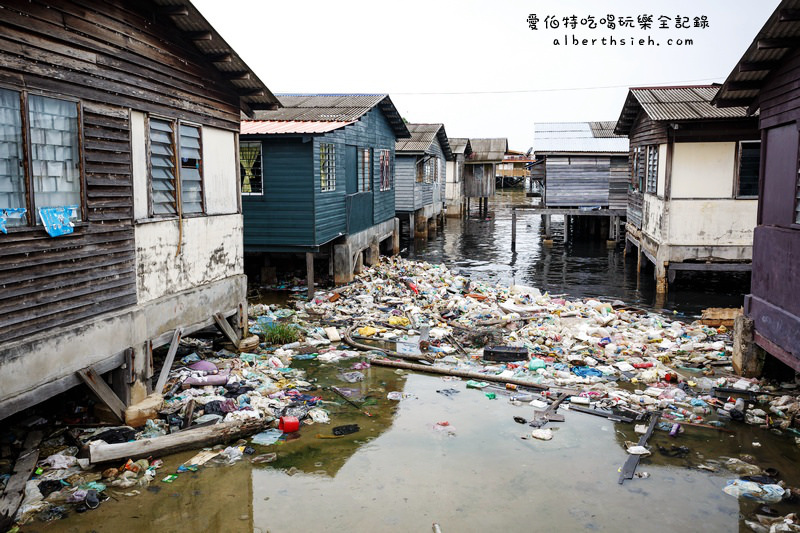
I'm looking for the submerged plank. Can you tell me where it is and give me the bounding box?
[0,430,43,529]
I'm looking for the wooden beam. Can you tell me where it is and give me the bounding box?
[161,6,189,16]
[0,351,127,422]
[78,368,126,422]
[186,31,213,41]
[89,418,270,464]
[154,327,183,395]
[779,9,800,22]
[668,262,752,272]
[739,61,777,72]
[725,80,763,91]
[206,53,233,63]
[238,89,266,97]
[757,37,800,49]
[0,431,43,530]
[213,313,240,345]
[223,72,251,81]
[715,97,757,108]
[618,412,660,484]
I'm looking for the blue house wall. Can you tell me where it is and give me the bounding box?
[242,106,397,253]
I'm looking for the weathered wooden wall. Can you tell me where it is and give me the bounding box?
[0,0,242,345]
[464,163,495,197]
[544,155,611,207]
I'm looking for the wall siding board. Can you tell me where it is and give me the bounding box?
[0,0,244,344]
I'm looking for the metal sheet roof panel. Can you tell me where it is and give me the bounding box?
[534,122,628,153]
[240,120,353,135]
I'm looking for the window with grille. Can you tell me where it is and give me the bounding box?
[179,124,203,214]
[320,143,335,192]
[240,142,263,195]
[358,148,372,192]
[737,141,760,198]
[149,118,178,215]
[379,149,391,191]
[0,88,82,229]
[645,145,658,194]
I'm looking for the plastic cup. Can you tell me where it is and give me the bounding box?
[278,416,300,433]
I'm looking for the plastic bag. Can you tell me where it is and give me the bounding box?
[722,479,785,503]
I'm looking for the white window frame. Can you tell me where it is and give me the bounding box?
[240,141,264,196]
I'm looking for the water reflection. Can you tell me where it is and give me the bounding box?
[405,190,750,317]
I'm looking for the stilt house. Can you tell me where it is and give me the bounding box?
[614,86,760,293]
[0,0,279,419]
[713,0,800,372]
[239,94,409,288]
[395,124,453,239]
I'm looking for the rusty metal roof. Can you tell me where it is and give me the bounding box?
[395,124,454,160]
[466,138,508,162]
[151,0,279,114]
[714,0,800,109]
[615,86,751,135]
[240,120,354,135]
[251,94,410,138]
[535,122,628,154]
[448,138,472,156]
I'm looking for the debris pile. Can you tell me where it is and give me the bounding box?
[2,256,800,530]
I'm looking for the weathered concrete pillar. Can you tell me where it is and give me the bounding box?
[427,216,436,238]
[733,315,766,377]
[655,261,668,294]
[365,240,380,266]
[306,252,315,299]
[333,243,353,285]
[353,250,364,275]
[544,214,551,239]
[408,214,415,240]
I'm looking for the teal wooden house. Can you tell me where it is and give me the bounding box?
[240,94,409,291]
[395,124,453,239]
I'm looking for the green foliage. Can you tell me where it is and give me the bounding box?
[259,322,300,345]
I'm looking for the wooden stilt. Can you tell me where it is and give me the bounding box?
[155,327,183,395]
[78,367,126,422]
[306,252,315,299]
[213,313,240,346]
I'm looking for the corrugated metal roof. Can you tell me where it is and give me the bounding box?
[151,0,279,113]
[251,94,410,138]
[448,138,472,156]
[466,138,508,163]
[240,120,353,135]
[534,122,628,154]
[615,86,751,135]
[714,0,800,108]
[395,124,454,160]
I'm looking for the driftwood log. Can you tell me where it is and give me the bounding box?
[89,418,271,464]
[370,358,570,392]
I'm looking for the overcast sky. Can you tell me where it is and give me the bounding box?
[194,0,780,151]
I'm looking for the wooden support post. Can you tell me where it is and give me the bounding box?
[78,367,126,422]
[544,214,551,239]
[155,327,183,395]
[0,431,43,530]
[306,252,315,300]
[213,313,240,346]
[636,244,642,273]
[466,198,470,216]
[615,216,621,242]
[408,214,415,240]
[111,348,133,407]
[511,208,517,250]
